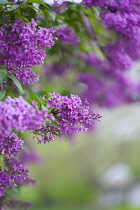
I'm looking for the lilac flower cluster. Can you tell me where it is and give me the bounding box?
[77,51,140,108]
[46,93,101,134]
[82,0,140,63]
[0,19,57,84]
[82,0,140,10]
[0,133,24,162]
[73,1,140,108]
[33,124,60,143]
[0,96,46,139]
[78,71,138,108]
[55,26,79,46]
[0,94,100,198]
[0,164,29,197]
[0,97,47,198]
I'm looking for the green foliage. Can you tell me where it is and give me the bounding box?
[0,90,6,100]
[27,0,49,9]
[6,73,24,93]
[0,69,7,84]
[0,0,9,5]
[27,92,41,106]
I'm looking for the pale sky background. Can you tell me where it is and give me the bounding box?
[43,0,82,5]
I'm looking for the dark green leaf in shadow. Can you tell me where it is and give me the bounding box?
[6,73,24,93]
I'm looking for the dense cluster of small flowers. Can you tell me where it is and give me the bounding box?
[82,0,140,10]
[46,93,101,134]
[0,96,47,193]
[0,133,24,162]
[73,0,140,108]
[82,0,140,63]
[0,96,47,139]
[0,93,100,199]
[0,164,29,197]
[0,19,57,84]
[33,124,60,143]
[0,2,104,207]
[55,26,79,46]
[77,51,140,107]
[99,1,140,62]
[78,71,138,108]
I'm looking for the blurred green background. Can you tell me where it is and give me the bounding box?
[18,104,140,210]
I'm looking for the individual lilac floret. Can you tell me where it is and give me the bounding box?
[55,26,79,46]
[46,93,101,134]
[0,133,24,162]
[0,19,57,85]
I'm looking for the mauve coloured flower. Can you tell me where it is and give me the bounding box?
[0,19,57,85]
[0,164,29,197]
[0,96,47,139]
[45,93,101,134]
[0,133,24,162]
[55,26,79,46]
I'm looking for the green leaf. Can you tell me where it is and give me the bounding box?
[41,104,47,111]
[49,11,56,21]
[0,0,9,5]
[0,16,5,26]
[28,92,41,105]
[0,90,6,100]
[51,120,58,126]
[27,0,49,9]
[19,3,39,11]
[24,8,37,19]
[0,69,7,84]
[6,91,15,99]
[6,73,24,93]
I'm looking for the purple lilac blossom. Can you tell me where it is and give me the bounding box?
[76,40,140,107]
[0,94,101,199]
[103,42,133,71]
[0,164,29,198]
[82,0,140,61]
[90,0,140,60]
[55,26,79,46]
[45,93,101,134]
[0,133,24,162]
[0,19,57,85]
[0,96,47,139]
[33,124,60,143]
[78,72,138,108]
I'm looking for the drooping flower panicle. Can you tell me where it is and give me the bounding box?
[46,93,101,134]
[0,19,57,84]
